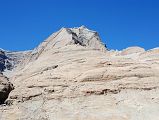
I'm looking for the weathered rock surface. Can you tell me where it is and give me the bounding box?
[0,26,159,120]
[0,50,14,104]
[0,49,30,75]
[0,49,8,72]
[0,74,14,104]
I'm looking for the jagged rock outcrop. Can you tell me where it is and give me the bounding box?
[0,49,30,105]
[0,49,8,72]
[0,26,159,120]
[0,49,31,74]
[0,74,14,104]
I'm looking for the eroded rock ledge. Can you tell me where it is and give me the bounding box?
[0,74,14,104]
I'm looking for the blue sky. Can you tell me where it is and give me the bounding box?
[0,0,159,51]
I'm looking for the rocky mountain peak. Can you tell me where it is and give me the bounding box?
[29,26,107,61]
[66,26,106,50]
[43,26,106,50]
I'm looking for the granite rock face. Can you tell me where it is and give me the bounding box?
[0,26,159,120]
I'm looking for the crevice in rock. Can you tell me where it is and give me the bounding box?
[0,79,14,105]
[119,86,158,91]
[84,88,121,95]
[83,86,159,96]
[42,65,58,72]
[22,93,42,102]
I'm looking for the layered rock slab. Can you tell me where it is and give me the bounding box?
[0,27,159,120]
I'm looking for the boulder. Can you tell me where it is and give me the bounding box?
[0,74,14,104]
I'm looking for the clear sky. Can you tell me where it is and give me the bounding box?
[0,0,159,51]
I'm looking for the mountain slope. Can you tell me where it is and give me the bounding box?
[0,26,159,120]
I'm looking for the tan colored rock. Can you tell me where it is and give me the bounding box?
[0,27,159,120]
[120,46,145,55]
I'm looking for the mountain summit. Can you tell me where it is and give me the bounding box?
[35,26,107,51]
[27,26,107,62]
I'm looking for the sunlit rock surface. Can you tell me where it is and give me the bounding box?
[0,26,159,120]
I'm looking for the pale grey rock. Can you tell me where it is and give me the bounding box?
[0,49,31,75]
